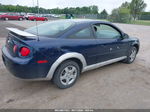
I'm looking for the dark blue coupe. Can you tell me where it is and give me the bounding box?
[2,19,140,88]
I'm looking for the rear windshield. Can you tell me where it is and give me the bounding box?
[25,20,75,37]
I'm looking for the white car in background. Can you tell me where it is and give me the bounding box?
[24,13,35,20]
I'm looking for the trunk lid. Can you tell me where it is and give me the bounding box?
[6,28,37,57]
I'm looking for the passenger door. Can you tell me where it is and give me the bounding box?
[66,27,99,65]
[92,23,129,63]
[12,14,19,20]
[8,13,15,20]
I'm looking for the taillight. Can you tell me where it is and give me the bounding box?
[20,47,30,56]
[13,45,18,53]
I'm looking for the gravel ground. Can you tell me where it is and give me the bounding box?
[6,20,51,28]
[0,21,150,109]
[0,21,25,37]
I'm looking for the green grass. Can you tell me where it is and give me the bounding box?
[58,18,150,26]
[98,19,108,21]
[98,19,150,26]
[100,19,150,26]
[59,15,66,19]
[129,20,150,26]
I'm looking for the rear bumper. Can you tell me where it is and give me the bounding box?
[2,46,50,80]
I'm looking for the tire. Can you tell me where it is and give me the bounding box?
[19,18,23,21]
[5,18,8,21]
[53,60,80,89]
[123,46,137,64]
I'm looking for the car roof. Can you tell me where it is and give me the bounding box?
[54,19,123,39]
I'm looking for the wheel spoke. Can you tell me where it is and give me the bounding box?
[70,67,76,74]
[70,74,76,79]
[64,67,69,73]
[66,77,70,85]
[60,73,67,80]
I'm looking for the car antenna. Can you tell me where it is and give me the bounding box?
[34,0,40,41]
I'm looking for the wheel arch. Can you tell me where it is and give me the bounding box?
[46,52,87,80]
[132,43,139,53]
[65,58,83,72]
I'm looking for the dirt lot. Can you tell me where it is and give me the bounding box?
[0,20,150,109]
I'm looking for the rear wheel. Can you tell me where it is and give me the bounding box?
[123,46,137,64]
[5,18,8,21]
[53,60,80,89]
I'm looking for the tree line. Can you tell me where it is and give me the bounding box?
[0,0,149,22]
[0,4,99,14]
[109,0,148,23]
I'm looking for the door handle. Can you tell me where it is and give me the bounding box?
[117,46,120,49]
[110,48,113,51]
[101,45,106,47]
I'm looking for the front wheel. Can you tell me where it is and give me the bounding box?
[123,46,137,64]
[19,18,23,21]
[53,60,80,89]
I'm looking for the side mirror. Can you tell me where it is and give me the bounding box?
[122,33,129,39]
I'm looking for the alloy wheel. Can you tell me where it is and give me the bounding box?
[129,47,137,62]
[60,65,77,86]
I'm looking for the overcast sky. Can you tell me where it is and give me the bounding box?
[0,0,150,13]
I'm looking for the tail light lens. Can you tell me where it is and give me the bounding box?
[20,47,30,56]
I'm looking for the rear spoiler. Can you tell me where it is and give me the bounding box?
[6,27,36,37]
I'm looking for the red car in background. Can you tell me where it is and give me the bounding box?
[28,16,48,21]
[0,13,24,20]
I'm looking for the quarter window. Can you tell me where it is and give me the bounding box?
[25,20,75,37]
[93,24,121,39]
[68,27,93,39]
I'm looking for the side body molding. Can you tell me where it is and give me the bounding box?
[46,52,87,80]
[82,56,127,72]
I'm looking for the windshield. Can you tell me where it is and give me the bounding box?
[25,20,75,37]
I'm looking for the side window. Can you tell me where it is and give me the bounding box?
[68,27,94,39]
[93,24,121,39]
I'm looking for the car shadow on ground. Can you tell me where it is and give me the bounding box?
[3,61,124,91]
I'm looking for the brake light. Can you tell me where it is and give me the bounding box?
[20,47,30,56]
[13,45,18,53]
